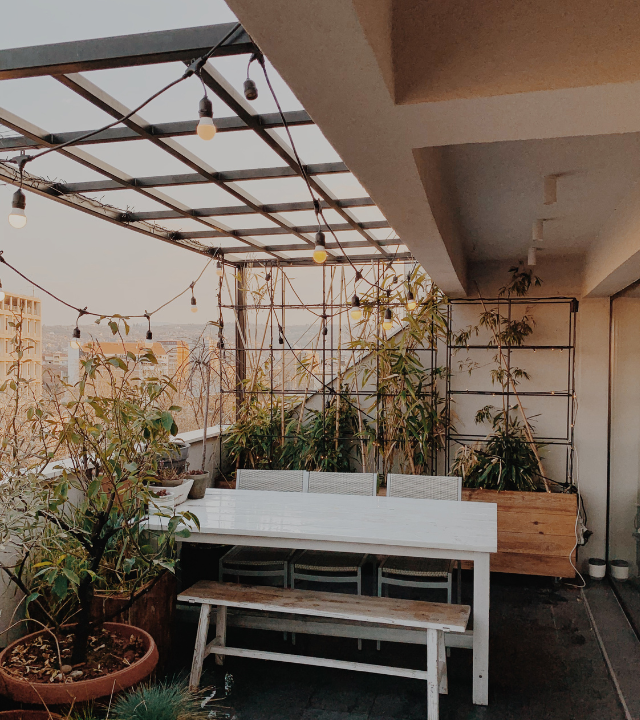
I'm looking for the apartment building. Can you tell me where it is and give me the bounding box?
[0,293,42,397]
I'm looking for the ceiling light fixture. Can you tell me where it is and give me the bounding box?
[543,175,557,205]
[532,219,544,242]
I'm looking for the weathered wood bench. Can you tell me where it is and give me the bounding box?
[179,581,471,720]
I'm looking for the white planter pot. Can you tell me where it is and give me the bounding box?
[588,558,607,579]
[150,478,194,513]
[610,560,630,581]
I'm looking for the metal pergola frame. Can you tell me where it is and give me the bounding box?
[0,23,411,267]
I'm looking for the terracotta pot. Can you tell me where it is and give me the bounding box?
[0,622,158,706]
[187,472,209,499]
[0,713,63,719]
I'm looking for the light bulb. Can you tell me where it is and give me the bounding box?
[382,308,393,331]
[216,261,224,277]
[244,78,258,101]
[350,294,362,321]
[406,291,417,311]
[8,189,26,229]
[190,305,198,313]
[0,291,5,302]
[313,231,327,264]
[70,341,81,350]
[197,96,216,141]
[190,295,198,313]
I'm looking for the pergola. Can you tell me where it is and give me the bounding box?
[0,23,410,267]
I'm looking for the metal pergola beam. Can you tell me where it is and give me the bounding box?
[56,73,319,252]
[178,220,390,240]
[196,62,391,258]
[0,111,313,151]
[0,24,252,80]
[0,24,402,266]
[60,162,349,194]
[127,197,376,221]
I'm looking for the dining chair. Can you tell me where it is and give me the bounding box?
[219,469,305,588]
[379,474,462,600]
[290,472,378,649]
[377,474,462,650]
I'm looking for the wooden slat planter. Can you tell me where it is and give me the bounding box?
[461,489,577,578]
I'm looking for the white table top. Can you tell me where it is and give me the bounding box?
[152,488,497,555]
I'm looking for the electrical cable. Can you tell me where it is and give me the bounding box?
[0,251,212,321]
[0,23,243,170]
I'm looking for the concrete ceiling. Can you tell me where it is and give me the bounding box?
[226,0,640,298]
[356,0,640,104]
[426,133,640,262]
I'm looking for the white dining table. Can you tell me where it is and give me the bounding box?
[149,487,497,706]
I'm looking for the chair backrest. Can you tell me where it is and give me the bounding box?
[308,471,377,496]
[386,474,462,501]
[236,469,305,492]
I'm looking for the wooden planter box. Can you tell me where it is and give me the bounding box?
[462,489,578,578]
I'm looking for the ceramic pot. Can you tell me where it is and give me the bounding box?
[0,622,158,706]
[187,472,209,500]
[610,559,630,581]
[588,557,606,579]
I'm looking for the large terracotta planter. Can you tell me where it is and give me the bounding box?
[0,622,158,706]
[462,488,578,577]
[0,713,63,719]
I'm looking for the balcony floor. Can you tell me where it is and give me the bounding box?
[170,573,626,720]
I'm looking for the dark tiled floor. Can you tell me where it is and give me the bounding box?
[170,574,628,720]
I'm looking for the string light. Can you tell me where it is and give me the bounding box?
[145,313,152,342]
[8,189,27,229]
[383,307,393,331]
[406,290,417,311]
[313,231,327,264]
[216,260,224,277]
[196,96,217,141]
[244,78,258,101]
[350,294,362,321]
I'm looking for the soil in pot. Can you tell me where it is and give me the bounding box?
[0,623,158,705]
[2,626,145,684]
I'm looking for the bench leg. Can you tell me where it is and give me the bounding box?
[438,630,448,695]
[214,605,227,666]
[190,604,211,690]
[426,628,439,720]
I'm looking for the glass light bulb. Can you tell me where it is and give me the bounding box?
[407,299,417,311]
[69,341,81,349]
[383,320,393,331]
[350,308,362,321]
[8,209,26,229]
[313,247,327,264]
[216,264,224,277]
[197,117,217,141]
[0,291,5,302]
[190,305,198,313]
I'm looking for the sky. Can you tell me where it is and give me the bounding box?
[0,1,391,329]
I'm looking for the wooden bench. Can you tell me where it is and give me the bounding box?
[179,581,470,720]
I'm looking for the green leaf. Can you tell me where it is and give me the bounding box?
[87,478,100,498]
[52,574,69,599]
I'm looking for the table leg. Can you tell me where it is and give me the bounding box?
[190,604,211,690]
[426,628,439,720]
[472,553,490,705]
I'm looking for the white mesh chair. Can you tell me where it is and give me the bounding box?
[219,469,305,588]
[290,472,377,649]
[379,474,462,604]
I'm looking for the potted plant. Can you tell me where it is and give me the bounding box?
[451,265,579,577]
[0,330,198,705]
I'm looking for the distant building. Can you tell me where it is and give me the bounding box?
[69,340,170,383]
[161,339,190,379]
[0,293,42,398]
